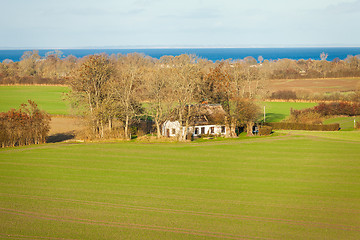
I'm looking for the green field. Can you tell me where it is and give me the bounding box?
[0,86,70,115]
[261,101,317,122]
[324,116,360,131]
[1,132,360,239]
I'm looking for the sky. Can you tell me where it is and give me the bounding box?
[0,0,359,48]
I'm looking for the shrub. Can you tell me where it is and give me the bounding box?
[287,111,323,124]
[0,100,51,148]
[258,126,272,135]
[314,102,360,116]
[270,90,297,100]
[265,122,340,131]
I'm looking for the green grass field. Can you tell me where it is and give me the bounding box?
[0,86,70,115]
[261,101,317,122]
[323,116,360,131]
[1,132,360,239]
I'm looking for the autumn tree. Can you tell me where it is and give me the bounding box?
[0,100,50,148]
[203,62,238,137]
[69,54,114,138]
[233,98,261,136]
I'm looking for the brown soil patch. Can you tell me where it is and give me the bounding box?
[47,116,85,143]
[268,77,360,93]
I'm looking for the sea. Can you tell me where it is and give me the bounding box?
[1,47,360,62]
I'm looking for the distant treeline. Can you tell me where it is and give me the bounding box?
[1,50,360,86]
[292,102,360,117]
[0,100,50,148]
[270,90,360,102]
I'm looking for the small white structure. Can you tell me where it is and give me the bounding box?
[162,120,182,137]
[162,120,226,138]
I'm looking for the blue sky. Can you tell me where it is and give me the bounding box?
[0,0,359,48]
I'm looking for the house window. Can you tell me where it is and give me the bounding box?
[172,128,176,135]
[221,126,226,133]
[201,127,205,134]
[195,128,199,135]
[210,127,214,134]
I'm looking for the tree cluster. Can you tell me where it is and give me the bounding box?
[68,54,265,140]
[269,55,360,79]
[0,100,51,148]
[0,50,74,85]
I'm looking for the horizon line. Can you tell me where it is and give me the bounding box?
[1,44,360,50]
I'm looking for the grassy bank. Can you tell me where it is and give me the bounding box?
[1,132,360,239]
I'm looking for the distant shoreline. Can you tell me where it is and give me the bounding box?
[1,47,360,62]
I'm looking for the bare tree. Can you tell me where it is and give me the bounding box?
[169,55,202,141]
[19,50,40,77]
[69,54,114,138]
[111,53,148,139]
[144,64,173,138]
[233,98,261,136]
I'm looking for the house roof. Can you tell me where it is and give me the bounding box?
[186,104,226,125]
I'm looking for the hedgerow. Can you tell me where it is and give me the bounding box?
[265,122,340,131]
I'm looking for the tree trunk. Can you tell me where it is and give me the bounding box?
[124,115,129,140]
[178,111,183,141]
[230,118,237,137]
[108,118,112,131]
[224,116,230,138]
[100,120,104,138]
[155,118,161,139]
[246,122,254,136]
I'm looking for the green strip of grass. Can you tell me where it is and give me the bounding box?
[1,133,360,239]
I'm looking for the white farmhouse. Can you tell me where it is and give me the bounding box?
[161,104,227,138]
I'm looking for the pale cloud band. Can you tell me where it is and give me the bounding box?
[0,0,359,48]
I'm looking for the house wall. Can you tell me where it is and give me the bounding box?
[192,125,226,137]
[162,121,181,137]
[162,121,226,137]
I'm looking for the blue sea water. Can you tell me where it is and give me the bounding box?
[0,47,360,62]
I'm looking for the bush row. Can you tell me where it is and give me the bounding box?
[0,100,51,148]
[269,90,360,102]
[264,122,340,131]
[258,126,273,135]
[291,102,360,117]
